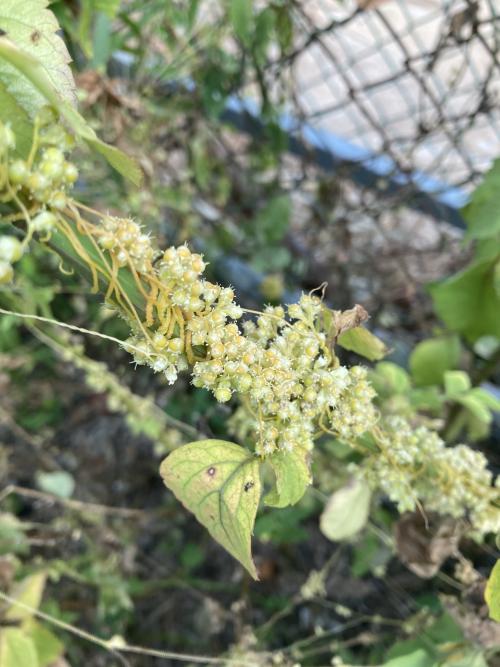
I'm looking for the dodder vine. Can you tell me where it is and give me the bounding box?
[0,0,498,577]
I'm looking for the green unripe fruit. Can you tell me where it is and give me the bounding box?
[49,191,67,210]
[63,162,78,184]
[182,269,197,283]
[190,282,204,297]
[236,373,253,392]
[0,236,23,263]
[152,333,168,350]
[116,250,128,266]
[214,385,232,403]
[191,256,205,273]
[41,159,64,180]
[168,338,184,353]
[188,297,203,312]
[304,387,316,403]
[0,261,14,284]
[99,235,115,250]
[27,172,49,194]
[8,160,29,185]
[43,147,64,164]
[32,210,57,232]
[210,342,225,358]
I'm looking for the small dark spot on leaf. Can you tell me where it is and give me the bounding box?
[207,467,216,477]
[244,481,254,492]
[0,29,6,37]
[31,30,41,44]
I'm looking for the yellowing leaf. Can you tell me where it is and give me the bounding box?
[338,326,389,361]
[320,478,371,542]
[381,649,436,667]
[28,621,64,667]
[0,628,39,667]
[485,559,500,622]
[5,572,47,625]
[265,447,311,508]
[160,440,261,579]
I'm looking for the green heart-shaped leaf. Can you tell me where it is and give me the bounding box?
[160,440,261,579]
[485,559,500,622]
[265,447,311,508]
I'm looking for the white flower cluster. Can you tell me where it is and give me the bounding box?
[358,416,500,538]
[117,245,377,457]
[124,245,244,386]
[200,295,377,457]
[126,332,190,384]
[98,216,156,272]
[160,246,242,320]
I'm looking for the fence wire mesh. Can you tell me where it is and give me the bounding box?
[243,0,500,321]
[288,0,500,194]
[137,0,500,325]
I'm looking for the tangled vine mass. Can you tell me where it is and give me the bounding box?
[1,112,499,541]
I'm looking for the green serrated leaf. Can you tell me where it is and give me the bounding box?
[0,0,75,114]
[409,336,460,386]
[0,37,142,185]
[160,440,261,579]
[320,478,371,542]
[337,326,389,361]
[0,628,39,667]
[486,559,500,622]
[0,0,74,157]
[265,447,311,508]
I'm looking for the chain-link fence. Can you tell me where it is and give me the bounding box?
[126,0,499,320]
[221,0,500,317]
[285,0,499,201]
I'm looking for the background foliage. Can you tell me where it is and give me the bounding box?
[0,1,499,666]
